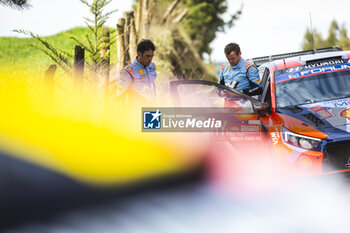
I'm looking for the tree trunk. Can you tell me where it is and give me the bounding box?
[116,18,125,74]
[74,45,85,92]
[129,11,138,60]
[99,27,110,95]
[162,0,180,24]
[142,0,156,38]
[124,12,132,64]
[135,0,142,36]
[44,64,56,103]
[173,8,188,24]
[141,0,148,38]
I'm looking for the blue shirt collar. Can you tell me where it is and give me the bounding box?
[132,57,150,68]
[231,58,244,69]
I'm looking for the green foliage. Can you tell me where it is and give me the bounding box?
[0,27,120,98]
[327,20,339,46]
[0,0,30,9]
[182,0,242,58]
[302,28,327,50]
[302,19,350,50]
[13,29,73,73]
[339,24,350,50]
[142,0,240,81]
[0,27,90,72]
[14,0,117,78]
[76,0,117,74]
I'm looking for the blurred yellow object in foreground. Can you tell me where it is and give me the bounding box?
[0,69,203,187]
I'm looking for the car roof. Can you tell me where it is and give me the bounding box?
[250,47,350,71]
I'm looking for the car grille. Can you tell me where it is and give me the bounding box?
[323,142,350,172]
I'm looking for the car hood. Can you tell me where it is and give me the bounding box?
[278,98,350,139]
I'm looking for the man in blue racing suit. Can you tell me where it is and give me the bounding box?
[116,39,157,103]
[219,43,262,96]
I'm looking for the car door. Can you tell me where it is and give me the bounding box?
[169,80,263,140]
[170,80,259,110]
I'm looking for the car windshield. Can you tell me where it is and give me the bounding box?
[275,67,350,108]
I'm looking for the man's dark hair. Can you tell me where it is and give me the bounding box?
[137,39,156,53]
[224,43,240,55]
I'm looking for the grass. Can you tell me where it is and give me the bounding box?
[0,26,117,73]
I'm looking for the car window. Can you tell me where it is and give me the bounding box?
[173,82,255,113]
[261,74,271,103]
[275,68,350,108]
[258,67,270,102]
[258,67,267,81]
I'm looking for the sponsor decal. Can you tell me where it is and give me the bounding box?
[122,72,126,76]
[288,64,350,79]
[139,69,144,74]
[340,108,350,120]
[304,59,344,69]
[332,100,350,107]
[226,80,238,89]
[276,63,350,83]
[345,157,350,169]
[228,66,231,70]
[310,98,350,108]
[285,60,346,73]
[229,136,261,142]
[310,106,333,119]
[299,156,312,170]
[286,66,303,73]
[271,131,280,145]
[241,124,260,132]
[221,63,226,70]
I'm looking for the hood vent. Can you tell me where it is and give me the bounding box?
[301,113,325,127]
[283,105,304,113]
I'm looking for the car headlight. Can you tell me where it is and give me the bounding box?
[281,126,322,150]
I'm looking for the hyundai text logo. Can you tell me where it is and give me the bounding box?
[287,66,302,73]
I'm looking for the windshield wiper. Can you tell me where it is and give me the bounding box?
[332,95,350,100]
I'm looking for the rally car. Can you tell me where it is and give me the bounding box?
[170,47,350,175]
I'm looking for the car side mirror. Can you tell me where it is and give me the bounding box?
[253,102,270,112]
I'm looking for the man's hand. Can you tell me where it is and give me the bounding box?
[242,86,263,96]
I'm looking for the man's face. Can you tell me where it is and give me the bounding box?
[137,49,154,66]
[226,51,241,67]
